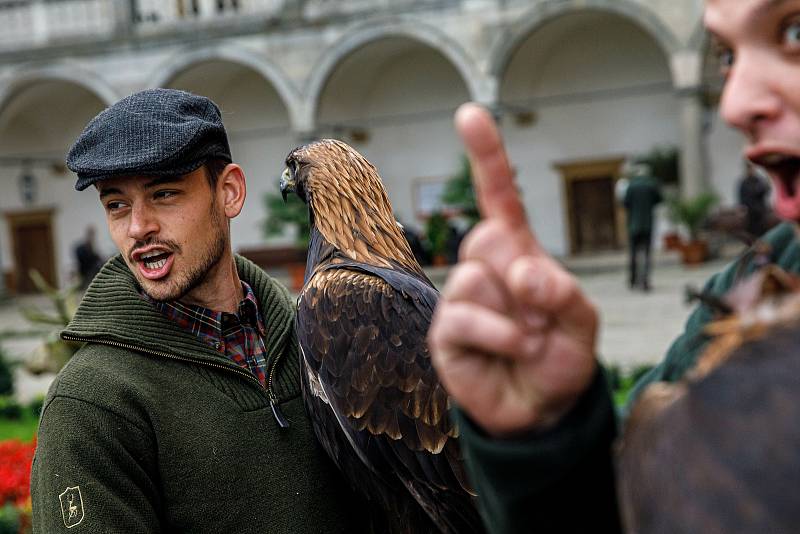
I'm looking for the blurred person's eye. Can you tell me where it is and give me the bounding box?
[714,43,735,77]
[782,17,800,49]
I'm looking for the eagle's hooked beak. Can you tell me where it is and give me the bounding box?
[280,167,295,203]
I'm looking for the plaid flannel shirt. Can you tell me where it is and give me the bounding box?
[144,281,268,386]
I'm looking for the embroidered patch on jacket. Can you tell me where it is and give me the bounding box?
[59,486,85,528]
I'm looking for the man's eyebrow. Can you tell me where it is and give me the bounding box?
[98,187,122,199]
[143,175,185,189]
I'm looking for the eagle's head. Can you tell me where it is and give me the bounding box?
[280,139,421,272]
[280,139,381,204]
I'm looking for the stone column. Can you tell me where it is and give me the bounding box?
[677,86,708,198]
[671,50,708,198]
[197,0,217,19]
[0,239,6,299]
[31,0,49,46]
[113,0,136,37]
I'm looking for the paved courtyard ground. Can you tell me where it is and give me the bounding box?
[0,248,739,402]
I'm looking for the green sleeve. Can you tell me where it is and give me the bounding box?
[626,222,800,410]
[31,396,161,533]
[456,223,800,533]
[456,368,621,534]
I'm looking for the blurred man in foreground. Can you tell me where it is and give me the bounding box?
[429,0,800,531]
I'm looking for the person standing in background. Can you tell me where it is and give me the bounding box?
[74,225,103,288]
[624,164,663,291]
[738,160,770,239]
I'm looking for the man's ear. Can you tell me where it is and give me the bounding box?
[218,163,246,218]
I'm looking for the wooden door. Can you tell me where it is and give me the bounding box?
[6,209,57,294]
[571,177,617,252]
[555,158,626,255]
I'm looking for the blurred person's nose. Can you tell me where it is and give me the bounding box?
[720,51,782,139]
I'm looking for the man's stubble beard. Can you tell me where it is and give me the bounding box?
[140,203,228,303]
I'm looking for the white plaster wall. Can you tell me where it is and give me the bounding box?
[500,13,679,256]
[0,82,111,286]
[166,61,298,251]
[0,0,723,286]
[706,108,748,206]
[316,40,470,231]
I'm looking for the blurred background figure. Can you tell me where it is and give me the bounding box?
[738,161,771,241]
[624,164,662,291]
[73,226,102,288]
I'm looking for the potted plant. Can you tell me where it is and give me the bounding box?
[441,156,480,227]
[263,191,310,290]
[633,146,679,187]
[425,212,451,266]
[667,192,719,264]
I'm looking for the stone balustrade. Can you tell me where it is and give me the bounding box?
[0,0,458,52]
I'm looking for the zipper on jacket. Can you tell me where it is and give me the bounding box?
[267,351,289,428]
[62,334,290,428]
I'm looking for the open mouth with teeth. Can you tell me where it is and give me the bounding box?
[134,249,175,280]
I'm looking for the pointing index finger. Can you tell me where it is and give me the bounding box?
[455,103,538,243]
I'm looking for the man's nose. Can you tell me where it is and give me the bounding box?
[127,203,159,241]
[719,51,782,137]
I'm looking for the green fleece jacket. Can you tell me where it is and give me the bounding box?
[457,222,800,534]
[31,255,367,533]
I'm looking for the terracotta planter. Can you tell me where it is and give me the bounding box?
[680,239,708,265]
[432,254,448,267]
[287,263,306,291]
[662,232,683,251]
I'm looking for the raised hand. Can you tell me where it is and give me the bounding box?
[428,103,599,437]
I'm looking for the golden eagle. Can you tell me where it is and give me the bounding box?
[280,139,484,533]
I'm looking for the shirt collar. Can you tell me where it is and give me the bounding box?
[142,281,266,337]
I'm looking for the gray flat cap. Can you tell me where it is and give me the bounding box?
[67,88,232,191]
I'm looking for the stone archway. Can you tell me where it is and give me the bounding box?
[311,29,473,233]
[0,79,110,290]
[159,57,296,252]
[303,17,487,131]
[488,0,681,81]
[148,44,302,129]
[496,9,680,256]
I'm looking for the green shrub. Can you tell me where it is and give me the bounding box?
[607,364,655,408]
[441,156,479,225]
[0,397,21,421]
[0,347,13,397]
[425,212,450,259]
[634,145,679,185]
[0,504,19,534]
[263,191,310,248]
[28,395,45,419]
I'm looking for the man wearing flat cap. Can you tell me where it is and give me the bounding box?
[30,89,366,533]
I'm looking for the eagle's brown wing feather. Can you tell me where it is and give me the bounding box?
[297,266,482,533]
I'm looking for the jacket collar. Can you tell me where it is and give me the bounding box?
[61,254,294,367]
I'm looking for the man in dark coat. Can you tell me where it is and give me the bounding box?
[73,225,102,288]
[624,164,663,291]
[31,89,366,533]
[738,161,770,239]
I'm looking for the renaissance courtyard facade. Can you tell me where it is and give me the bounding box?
[0,0,735,292]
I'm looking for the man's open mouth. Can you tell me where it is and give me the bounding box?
[751,153,800,196]
[132,247,175,280]
[140,251,171,270]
